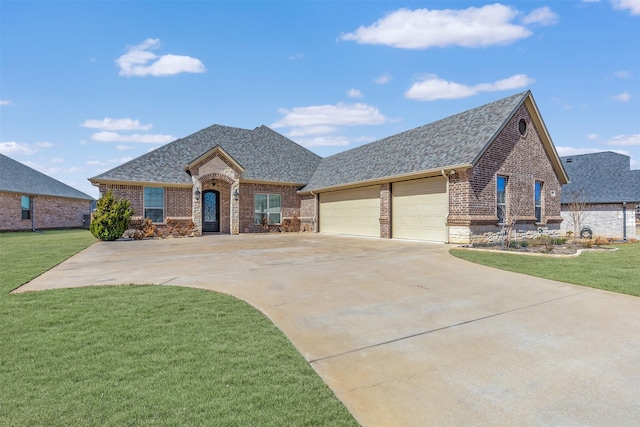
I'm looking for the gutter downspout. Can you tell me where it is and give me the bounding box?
[623,202,627,241]
[31,195,36,232]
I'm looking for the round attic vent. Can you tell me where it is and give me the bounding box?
[518,119,527,136]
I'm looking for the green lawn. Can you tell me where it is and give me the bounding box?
[0,230,357,426]
[450,242,640,297]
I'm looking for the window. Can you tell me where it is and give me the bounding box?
[21,195,31,220]
[496,176,507,223]
[254,194,281,225]
[534,181,543,223]
[144,187,164,223]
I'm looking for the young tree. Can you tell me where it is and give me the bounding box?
[565,189,591,242]
[90,190,133,241]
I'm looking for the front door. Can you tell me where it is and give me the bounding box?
[202,190,220,232]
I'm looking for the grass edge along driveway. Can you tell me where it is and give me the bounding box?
[0,230,357,426]
[450,242,640,297]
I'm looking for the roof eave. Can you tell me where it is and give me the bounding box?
[298,163,473,194]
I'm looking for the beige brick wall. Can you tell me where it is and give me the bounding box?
[0,191,91,231]
[561,203,636,240]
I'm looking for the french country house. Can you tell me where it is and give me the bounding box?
[89,90,569,244]
[1,154,94,231]
[560,151,639,240]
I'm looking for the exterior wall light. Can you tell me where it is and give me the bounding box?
[233,188,239,201]
[194,188,201,198]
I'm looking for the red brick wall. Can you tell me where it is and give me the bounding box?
[239,183,302,233]
[448,105,562,227]
[101,184,192,223]
[0,191,91,231]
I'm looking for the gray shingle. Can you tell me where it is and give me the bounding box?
[303,91,529,191]
[90,125,322,185]
[560,151,640,204]
[0,154,94,200]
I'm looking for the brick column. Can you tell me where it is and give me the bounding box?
[192,177,202,235]
[380,183,391,238]
[230,180,240,235]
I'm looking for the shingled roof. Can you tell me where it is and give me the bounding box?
[302,91,542,192]
[0,154,93,200]
[560,151,640,204]
[90,125,322,185]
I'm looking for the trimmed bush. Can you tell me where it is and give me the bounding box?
[89,190,133,241]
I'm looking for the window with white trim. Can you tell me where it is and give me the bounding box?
[21,195,31,220]
[254,194,281,225]
[144,187,164,223]
[497,176,507,223]
[534,181,543,223]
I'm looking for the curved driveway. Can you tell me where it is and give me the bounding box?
[16,234,640,426]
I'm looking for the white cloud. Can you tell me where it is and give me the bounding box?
[522,7,559,26]
[82,117,153,131]
[374,73,392,84]
[613,70,633,78]
[606,134,640,146]
[87,157,134,168]
[406,74,534,101]
[50,157,64,164]
[91,131,176,144]
[611,91,631,102]
[612,0,640,15]
[117,144,136,150]
[116,38,206,77]
[272,103,387,128]
[347,88,363,98]
[0,100,11,106]
[289,53,304,60]
[341,4,534,49]
[287,126,339,137]
[35,141,54,148]
[587,133,599,140]
[0,141,37,155]
[296,136,352,147]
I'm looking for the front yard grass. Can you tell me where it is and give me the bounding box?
[0,230,357,426]
[450,242,640,297]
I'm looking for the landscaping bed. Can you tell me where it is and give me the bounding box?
[461,235,622,256]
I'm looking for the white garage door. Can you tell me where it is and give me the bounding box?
[320,186,380,237]
[392,177,448,242]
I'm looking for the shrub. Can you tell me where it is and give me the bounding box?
[531,235,553,253]
[90,190,133,241]
[551,237,567,245]
[520,240,529,248]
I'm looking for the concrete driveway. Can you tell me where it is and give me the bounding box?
[15,234,640,426]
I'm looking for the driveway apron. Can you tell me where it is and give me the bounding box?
[15,234,640,426]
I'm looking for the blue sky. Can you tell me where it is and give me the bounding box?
[1,1,639,199]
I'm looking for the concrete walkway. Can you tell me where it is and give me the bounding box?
[15,234,640,426]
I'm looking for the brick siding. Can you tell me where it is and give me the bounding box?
[239,183,302,233]
[0,191,91,231]
[561,203,636,240]
[447,105,563,243]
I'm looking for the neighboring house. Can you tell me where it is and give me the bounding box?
[560,152,640,240]
[90,90,569,244]
[0,154,94,231]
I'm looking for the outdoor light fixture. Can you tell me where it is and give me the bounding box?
[233,188,239,201]
[194,188,201,198]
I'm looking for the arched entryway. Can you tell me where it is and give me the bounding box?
[202,190,220,232]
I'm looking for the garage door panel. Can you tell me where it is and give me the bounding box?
[392,177,448,242]
[320,186,380,237]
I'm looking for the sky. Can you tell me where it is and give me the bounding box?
[1,0,639,199]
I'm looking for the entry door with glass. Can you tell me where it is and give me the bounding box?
[202,190,220,232]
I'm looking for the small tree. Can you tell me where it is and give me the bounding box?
[90,190,133,241]
[565,189,590,242]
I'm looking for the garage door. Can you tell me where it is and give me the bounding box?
[320,186,380,237]
[392,177,448,242]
